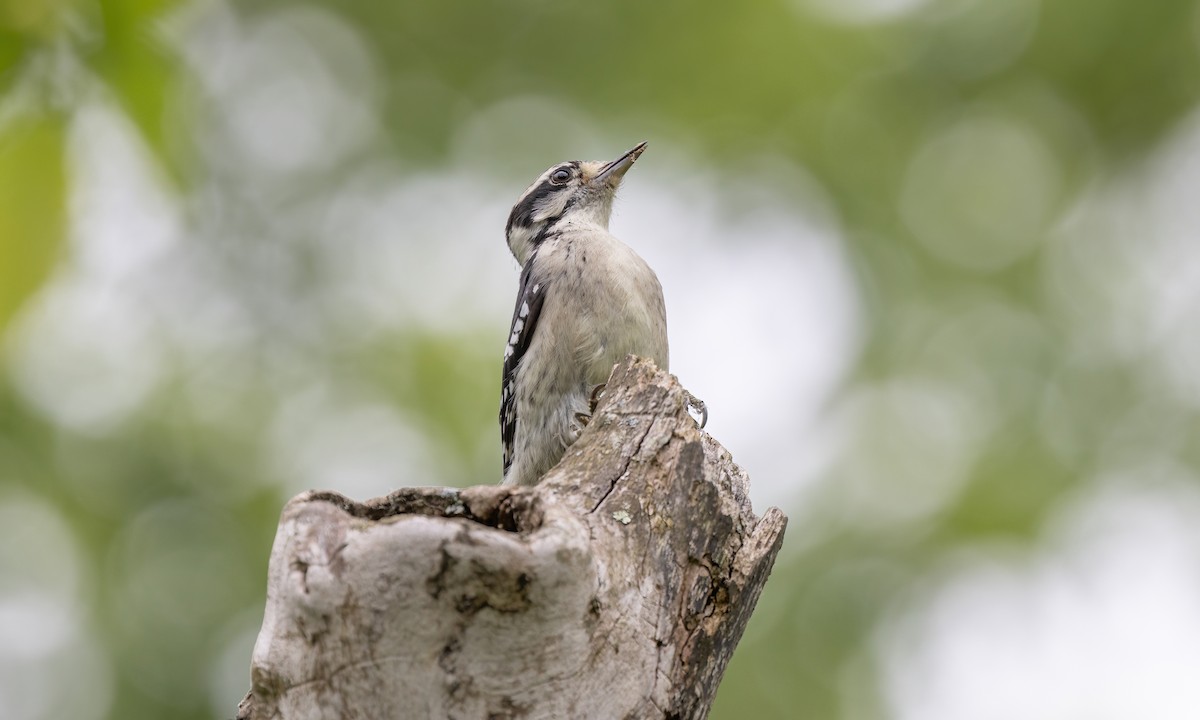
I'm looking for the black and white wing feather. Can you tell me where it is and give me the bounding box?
[500,260,547,474]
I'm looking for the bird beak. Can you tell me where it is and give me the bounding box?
[592,141,648,187]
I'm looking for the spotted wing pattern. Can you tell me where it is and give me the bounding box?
[500,259,547,475]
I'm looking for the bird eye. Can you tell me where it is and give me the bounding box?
[550,168,571,184]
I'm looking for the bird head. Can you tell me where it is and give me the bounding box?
[505,141,647,266]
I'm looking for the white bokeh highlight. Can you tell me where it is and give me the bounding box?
[880,470,1200,720]
[269,389,442,500]
[0,492,114,720]
[901,114,1062,272]
[181,3,380,178]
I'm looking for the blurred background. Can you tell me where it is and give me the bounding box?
[3,0,1200,717]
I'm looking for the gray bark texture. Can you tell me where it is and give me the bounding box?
[238,357,787,720]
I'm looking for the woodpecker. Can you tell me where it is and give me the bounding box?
[499,141,668,487]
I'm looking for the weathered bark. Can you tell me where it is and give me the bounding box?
[239,357,787,720]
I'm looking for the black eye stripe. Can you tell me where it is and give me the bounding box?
[503,161,583,236]
[505,180,560,233]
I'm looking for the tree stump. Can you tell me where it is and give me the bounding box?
[238,357,787,720]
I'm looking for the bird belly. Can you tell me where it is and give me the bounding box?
[575,266,669,382]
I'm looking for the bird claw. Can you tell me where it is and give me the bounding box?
[570,384,608,438]
[685,391,708,429]
[589,383,607,414]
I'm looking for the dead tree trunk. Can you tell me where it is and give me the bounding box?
[238,357,787,720]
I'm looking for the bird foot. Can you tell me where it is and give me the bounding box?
[684,391,708,429]
[589,383,607,414]
[577,384,705,432]
[572,384,608,433]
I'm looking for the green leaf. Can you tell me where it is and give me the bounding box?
[0,116,66,336]
[94,0,184,183]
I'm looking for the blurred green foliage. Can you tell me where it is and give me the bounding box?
[0,118,64,332]
[2,0,1199,718]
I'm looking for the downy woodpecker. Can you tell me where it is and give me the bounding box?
[499,141,668,486]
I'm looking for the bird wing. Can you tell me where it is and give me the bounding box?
[500,260,547,474]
